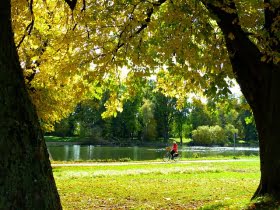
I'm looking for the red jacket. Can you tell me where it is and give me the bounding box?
[172,143,178,152]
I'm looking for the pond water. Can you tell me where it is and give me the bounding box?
[47,145,259,161]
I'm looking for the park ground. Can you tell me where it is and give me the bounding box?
[51,157,278,209]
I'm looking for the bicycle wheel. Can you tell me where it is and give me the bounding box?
[173,154,181,162]
[163,152,171,162]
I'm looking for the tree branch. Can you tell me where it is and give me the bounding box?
[64,0,78,11]
[264,0,280,52]
[264,0,280,30]
[114,0,166,55]
[16,0,34,49]
[81,0,86,12]
[201,0,264,106]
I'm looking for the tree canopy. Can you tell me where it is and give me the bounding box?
[11,0,254,130]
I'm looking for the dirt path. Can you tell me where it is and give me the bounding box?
[51,159,258,167]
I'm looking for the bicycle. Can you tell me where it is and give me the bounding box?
[163,147,180,162]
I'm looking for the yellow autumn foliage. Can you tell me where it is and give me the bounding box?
[11,0,279,130]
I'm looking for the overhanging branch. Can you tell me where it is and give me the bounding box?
[65,0,78,11]
[201,0,265,108]
[81,0,86,12]
[16,0,34,49]
[264,0,280,52]
[114,0,166,55]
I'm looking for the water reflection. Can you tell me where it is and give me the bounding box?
[47,145,259,161]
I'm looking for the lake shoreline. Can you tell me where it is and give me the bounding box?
[47,144,259,162]
[45,135,259,147]
[46,141,258,148]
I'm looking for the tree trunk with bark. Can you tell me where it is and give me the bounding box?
[0,1,62,209]
[204,0,280,199]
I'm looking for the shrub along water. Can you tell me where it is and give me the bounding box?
[192,125,238,146]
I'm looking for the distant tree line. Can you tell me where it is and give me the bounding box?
[47,83,258,146]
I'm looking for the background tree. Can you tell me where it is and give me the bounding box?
[72,100,104,139]
[238,97,258,143]
[154,92,176,142]
[50,87,258,146]
[189,99,214,130]
[208,97,242,142]
[171,102,190,145]
[139,99,157,141]
[109,98,141,142]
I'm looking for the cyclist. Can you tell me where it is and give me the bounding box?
[170,141,178,159]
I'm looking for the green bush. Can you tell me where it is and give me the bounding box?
[192,126,212,145]
[210,125,226,145]
[192,125,227,146]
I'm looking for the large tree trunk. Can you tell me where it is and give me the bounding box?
[0,1,62,209]
[204,1,280,199]
[252,66,280,199]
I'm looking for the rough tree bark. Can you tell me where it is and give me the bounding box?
[0,0,62,209]
[204,0,280,199]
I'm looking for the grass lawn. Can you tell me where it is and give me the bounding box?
[53,158,261,209]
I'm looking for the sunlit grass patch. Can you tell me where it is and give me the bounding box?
[55,165,224,178]
[54,160,260,209]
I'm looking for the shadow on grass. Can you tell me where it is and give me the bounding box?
[246,196,280,210]
[200,203,227,210]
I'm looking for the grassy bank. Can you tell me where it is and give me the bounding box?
[53,158,262,209]
[51,155,259,164]
[45,136,80,142]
